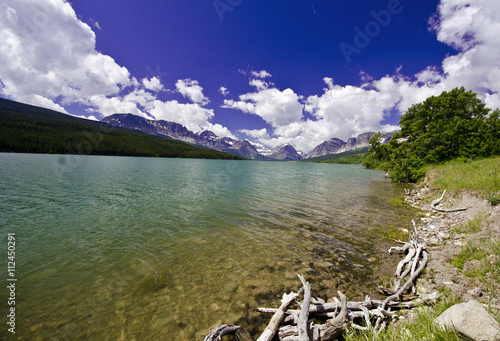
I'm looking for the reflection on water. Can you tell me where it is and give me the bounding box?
[0,154,414,340]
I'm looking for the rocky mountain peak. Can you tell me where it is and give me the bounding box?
[303,131,396,159]
[197,130,218,140]
[270,144,302,161]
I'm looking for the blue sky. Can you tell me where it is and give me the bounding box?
[1,0,499,152]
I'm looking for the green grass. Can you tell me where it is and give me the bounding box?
[453,214,488,234]
[428,157,500,296]
[388,195,407,208]
[343,290,462,341]
[450,237,500,296]
[428,157,500,205]
[345,157,500,340]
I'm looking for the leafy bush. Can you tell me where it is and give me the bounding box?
[364,87,500,182]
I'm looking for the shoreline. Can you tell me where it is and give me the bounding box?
[399,179,500,319]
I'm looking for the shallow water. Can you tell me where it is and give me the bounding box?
[0,153,414,340]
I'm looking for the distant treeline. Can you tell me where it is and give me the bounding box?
[0,98,242,160]
[303,147,369,164]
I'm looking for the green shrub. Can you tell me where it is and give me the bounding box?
[364,87,500,183]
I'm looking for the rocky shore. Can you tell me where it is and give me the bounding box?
[399,183,500,340]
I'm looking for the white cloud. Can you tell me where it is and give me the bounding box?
[219,86,229,96]
[142,77,164,92]
[226,76,401,152]
[249,79,270,91]
[0,0,131,111]
[429,0,500,102]
[225,0,500,153]
[89,18,101,31]
[86,94,148,118]
[206,123,235,139]
[175,78,209,105]
[0,0,235,139]
[251,70,272,79]
[223,79,303,128]
[239,128,270,140]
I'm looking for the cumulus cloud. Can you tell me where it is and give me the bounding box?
[304,79,399,138]
[225,77,399,152]
[251,70,272,79]
[0,0,233,138]
[219,86,229,96]
[223,79,303,128]
[142,77,164,92]
[175,79,209,105]
[0,0,133,111]
[428,0,500,105]
[239,128,270,140]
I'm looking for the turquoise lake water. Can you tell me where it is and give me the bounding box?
[0,153,415,340]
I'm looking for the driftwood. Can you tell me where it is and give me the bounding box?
[296,274,311,341]
[431,190,469,212]
[252,291,440,317]
[256,290,301,341]
[404,188,469,213]
[404,188,421,209]
[204,324,253,341]
[204,222,437,340]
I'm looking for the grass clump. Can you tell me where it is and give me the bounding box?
[343,290,462,341]
[450,237,500,297]
[453,214,488,234]
[388,196,407,208]
[379,226,410,243]
[429,157,500,206]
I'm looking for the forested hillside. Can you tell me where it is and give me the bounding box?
[0,98,242,160]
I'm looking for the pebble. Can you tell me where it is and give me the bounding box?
[467,287,482,297]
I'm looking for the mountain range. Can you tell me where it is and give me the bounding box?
[102,113,397,160]
[304,131,397,159]
[0,98,242,160]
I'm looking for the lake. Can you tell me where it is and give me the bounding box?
[0,153,415,340]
